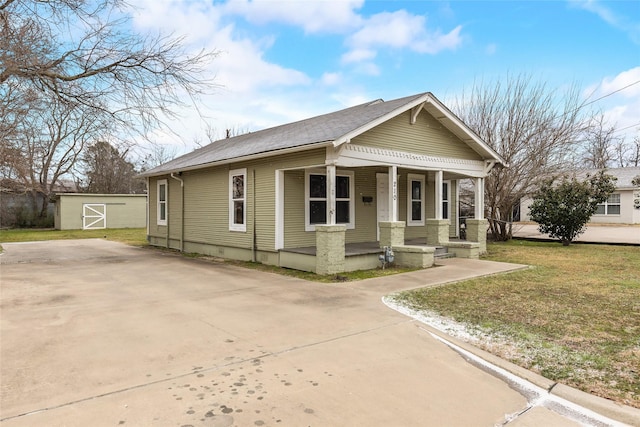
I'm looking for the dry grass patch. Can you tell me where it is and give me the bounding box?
[393,240,640,408]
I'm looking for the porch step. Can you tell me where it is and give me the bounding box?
[434,246,456,259]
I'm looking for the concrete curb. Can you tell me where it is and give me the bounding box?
[398,311,640,426]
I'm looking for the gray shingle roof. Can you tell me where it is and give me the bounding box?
[141,93,429,176]
[576,167,640,189]
[141,92,510,177]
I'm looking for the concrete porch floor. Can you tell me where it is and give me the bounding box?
[281,238,465,257]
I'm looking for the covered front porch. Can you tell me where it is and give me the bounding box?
[275,158,491,275]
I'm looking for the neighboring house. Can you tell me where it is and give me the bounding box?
[140,92,506,274]
[519,167,640,225]
[53,193,147,230]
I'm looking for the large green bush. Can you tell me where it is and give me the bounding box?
[529,171,616,245]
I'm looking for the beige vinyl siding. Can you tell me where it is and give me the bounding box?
[349,168,378,243]
[148,176,182,246]
[149,148,327,252]
[352,111,483,161]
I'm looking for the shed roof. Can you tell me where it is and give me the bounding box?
[141,92,505,177]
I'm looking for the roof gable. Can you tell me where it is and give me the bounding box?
[142,92,504,176]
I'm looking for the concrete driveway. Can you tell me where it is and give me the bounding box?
[0,239,624,426]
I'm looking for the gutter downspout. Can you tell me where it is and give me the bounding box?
[170,172,184,252]
[145,177,150,243]
[252,169,256,263]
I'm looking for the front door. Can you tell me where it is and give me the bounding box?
[83,204,106,230]
[376,173,389,241]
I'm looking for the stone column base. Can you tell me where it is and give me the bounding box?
[379,221,405,248]
[426,219,450,246]
[315,225,346,275]
[466,219,488,254]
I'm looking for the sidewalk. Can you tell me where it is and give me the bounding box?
[512,223,640,245]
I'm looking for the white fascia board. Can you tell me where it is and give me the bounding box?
[332,94,432,148]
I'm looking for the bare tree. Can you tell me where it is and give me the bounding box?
[137,143,179,174]
[1,93,109,218]
[583,115,618,169]
[622,135,640,167]
[1,0,218,134]
[1,0,218,223]
[80,140,145,194]
[453,74,591,240]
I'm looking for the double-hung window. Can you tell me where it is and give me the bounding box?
[407,174,425,226]
[229,169,247,232]
[157,179,167,226]
[305,170,354,231]
[442,181,451,220]
[596,193,620,215]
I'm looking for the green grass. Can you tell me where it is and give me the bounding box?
[0,228,148,247]
[393,240,640,408]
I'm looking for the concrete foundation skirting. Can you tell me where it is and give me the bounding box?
[394,245,436,268]
[345,254,382,272]
[446,242,480,259]
[279,251,316,273]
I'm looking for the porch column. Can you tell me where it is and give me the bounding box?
[474,177,484,220]
[326,164,336,225]
[388,165,398,221]
[434,170,443,220]
[315,224,346,275]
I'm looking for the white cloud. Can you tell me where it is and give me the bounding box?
[598,66,640,98]
[343,9,463,67]
[485,43,497,55]
[321,72,342,86]
[585,67,640,142]
[223,0,365,34]
[341,48,376,64]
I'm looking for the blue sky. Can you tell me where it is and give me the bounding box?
[128,0,640,154]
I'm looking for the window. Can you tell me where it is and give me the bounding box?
[407,174,425,226]
[229,169,246,232]
[305,170,354,231]
[442,181,451,220]
[157,179,167,226]
[596,193,620,215]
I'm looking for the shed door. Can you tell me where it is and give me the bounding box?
[83,204,106,230]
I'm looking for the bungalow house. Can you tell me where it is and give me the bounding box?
[519,167,640,225]
[140,92,506,274]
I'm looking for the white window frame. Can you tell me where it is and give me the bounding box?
[229,168,247,232]
[157,179,167,226]
[596,193,621,216]
[443,180,451,220]
[407,173,425,226]
[305,169,355,231]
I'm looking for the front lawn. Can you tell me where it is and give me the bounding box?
[0,228,148,247]
[393,240,640,408]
